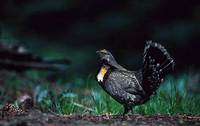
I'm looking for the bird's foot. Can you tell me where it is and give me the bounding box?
[120,111,130,120]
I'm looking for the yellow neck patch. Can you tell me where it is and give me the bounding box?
[100,67,108,76]
[97,67,108,82]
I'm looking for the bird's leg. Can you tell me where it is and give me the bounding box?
[123,105,131,116]
[131,107,134,114]
[120,105,132,120]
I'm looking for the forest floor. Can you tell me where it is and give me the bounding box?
[1,72,200,126]
[0,109,200,126]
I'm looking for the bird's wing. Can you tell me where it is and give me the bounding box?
[103,70,145,104]
[119,71,145,96]
[106,70,145,96]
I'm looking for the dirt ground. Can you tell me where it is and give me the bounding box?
[0,109,200,126]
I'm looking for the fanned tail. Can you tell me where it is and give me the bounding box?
[142,41,175,96]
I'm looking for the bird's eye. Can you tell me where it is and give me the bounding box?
[101,52,108,55]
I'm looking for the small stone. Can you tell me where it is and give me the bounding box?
[17,94,33,110]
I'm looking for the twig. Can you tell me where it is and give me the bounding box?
[72,102,95,112]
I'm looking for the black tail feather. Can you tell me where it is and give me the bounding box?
[142,41,175,95]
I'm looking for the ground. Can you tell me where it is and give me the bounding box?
[0,109,200,126]
[0,72,200,126]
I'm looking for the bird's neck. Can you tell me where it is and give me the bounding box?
[109,60,127,71]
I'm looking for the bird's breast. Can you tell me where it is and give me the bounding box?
[97,66,108,82]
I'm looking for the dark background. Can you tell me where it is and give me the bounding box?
[0,0,199,76]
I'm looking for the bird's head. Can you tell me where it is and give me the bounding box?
[96,49,127,71]
[96,49,117,66]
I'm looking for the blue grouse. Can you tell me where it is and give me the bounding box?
[96,41,175,115]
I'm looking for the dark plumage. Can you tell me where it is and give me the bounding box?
[0,42,70,72]
[96,41,175,115]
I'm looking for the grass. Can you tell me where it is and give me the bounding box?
[1,71,200,115]
[36,73,200,115]
[90,74,200,115]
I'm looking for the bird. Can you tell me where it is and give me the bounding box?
[96,41,175,115]
[0,42,70,72]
